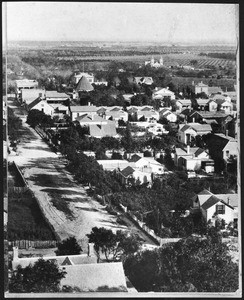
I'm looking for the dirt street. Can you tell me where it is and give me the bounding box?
[8,99,157,251]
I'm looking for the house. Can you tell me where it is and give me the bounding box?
[188,111,229,125]
[175,99,192,112]
[215,99,233,114]
[15,79,39,99]
[194,81,208,95]
[105,107,129,123]
[97,160,134,172]
[74,72,94,84]
[145,56,164,68]
[89,122,117,138]
[27,97,54,116]
[178,123,212,145]
[117,166,152,185]
[69,105,98,121]
[137,106,159,121]
[152,87,175,100]
[159,108,177,122]
[45,91,70,105]
[129,155,164,175]
[195,98,210,111]
[21,89,46,105]
[208,99,218,112]
[192,189,238,226]
[76,76,94,92]
[134,77,153,85]
[11,245,130,293]
[174,145,214,172]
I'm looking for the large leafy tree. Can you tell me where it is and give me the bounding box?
[124,235,239,293]
[55,237,82,256]
[87,227,141,262]
[9,258,66,293]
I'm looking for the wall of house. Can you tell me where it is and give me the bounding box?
[31,101,54,116]
[206,203,235,225]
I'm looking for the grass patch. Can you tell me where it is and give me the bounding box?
[8,190,56,241]
[49,192,74,220]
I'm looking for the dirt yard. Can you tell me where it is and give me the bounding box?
[8,98,156,251]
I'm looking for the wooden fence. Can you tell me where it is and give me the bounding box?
[9,240,58,249]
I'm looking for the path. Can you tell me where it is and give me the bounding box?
[8,98,157,250]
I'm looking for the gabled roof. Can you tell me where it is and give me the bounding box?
[201,195,222,210]
[76,76,94,92]
[175,147,205,157]
[60,262,128,292]
[28,97,46,109]
[120,166,135,177]
[196,82,208,87]
[190,111,228,119]
[61,257,74,266]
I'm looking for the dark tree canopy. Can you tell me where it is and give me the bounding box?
[55,237,82,256]
[9,258,66,293]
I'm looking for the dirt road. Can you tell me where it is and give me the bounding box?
[8,98,157,250]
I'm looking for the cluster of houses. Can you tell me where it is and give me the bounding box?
[14,75,238,227]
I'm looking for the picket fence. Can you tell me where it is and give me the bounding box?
[9,240,57,249]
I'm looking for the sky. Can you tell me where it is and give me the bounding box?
[4,2,238,45]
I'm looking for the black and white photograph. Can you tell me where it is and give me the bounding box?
[3,1,241,297]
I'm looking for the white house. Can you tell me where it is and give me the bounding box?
[118,166,152,186]
[146,123,169,136]
[174,146,214,172]
[178,123,212,145]
[137,106,159,121]
[192,189,238,226]
[27,97,54,116]
[175,99,192,112]
[152,87,175,100]
[130,154,164,174]
[159,108,177,122]
[194,81,208,95]
[69,105,98,121]
[45,91,70,104]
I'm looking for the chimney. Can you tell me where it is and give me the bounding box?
[13,246,19,261]
[226,130,229,137]
[88,102,91,106]
[88,243,95,257]
[187,145,190,154]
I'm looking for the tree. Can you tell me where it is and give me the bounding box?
[86,227,141,262]
[124,236,239,292]
[9,258,66,293]
[55,237,82,256]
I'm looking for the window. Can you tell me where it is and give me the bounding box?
[226,150,230,157]
[216,204,225,214]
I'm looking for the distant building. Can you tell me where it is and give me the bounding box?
[194,81,208,95]
[74,72,94,84]
[21,89,46,105]
[134,77,153,85]
[76,76,94,92]
[69,105,98,121]
[15,79,39,99]
[45,91,70,105]
[152,87,175,100]
[145,56,164,68]
[175,99,192,112]
[27,97,54,116]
